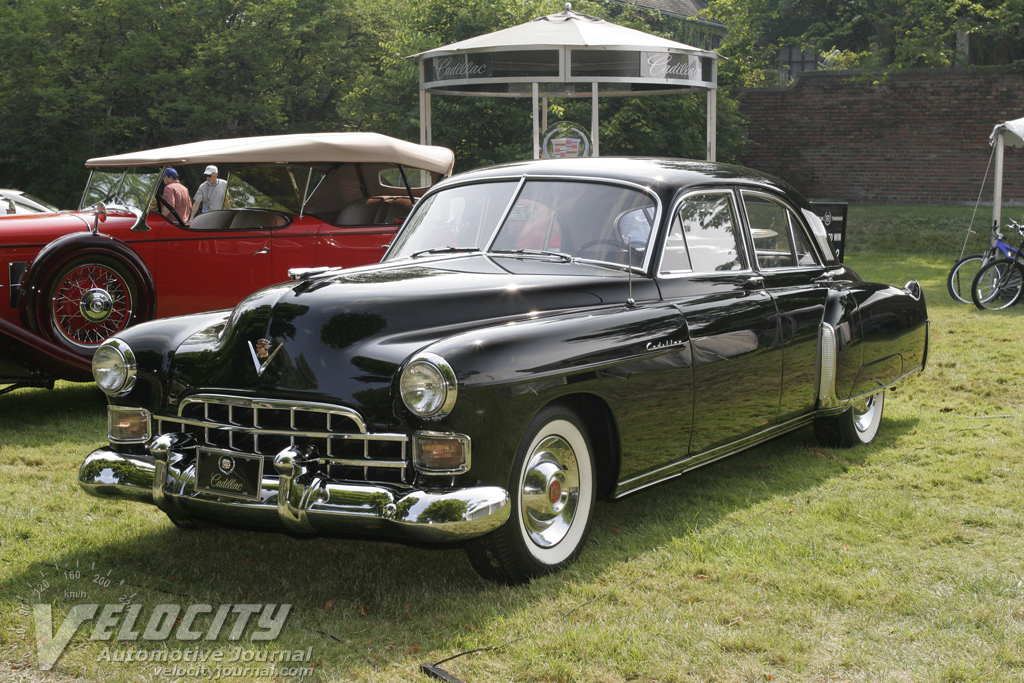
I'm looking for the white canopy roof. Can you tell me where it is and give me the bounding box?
[413,8,714,57]
[992,116,1024,148]
[412,6,719,161]
[989,116,1024,228]
[86,132,455,175]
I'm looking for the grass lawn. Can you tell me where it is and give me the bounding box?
[2,204,1023,682]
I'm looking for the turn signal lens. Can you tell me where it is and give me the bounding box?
[107,406,151,443]
[413,432,470,474]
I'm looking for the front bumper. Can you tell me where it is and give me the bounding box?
[79,438,510,543]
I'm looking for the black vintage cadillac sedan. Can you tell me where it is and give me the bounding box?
[80,158,928,583]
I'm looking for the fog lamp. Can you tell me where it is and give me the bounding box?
[413,432,471,474]
[107,406,151,444]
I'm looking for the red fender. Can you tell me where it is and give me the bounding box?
[19,231,157,350]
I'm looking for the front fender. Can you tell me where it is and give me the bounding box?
[0,316,93,382]
[19,231,156,330]
[105,310,233,410]
[404,303,690,488]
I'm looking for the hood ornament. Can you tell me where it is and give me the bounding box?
[248,338,283,376]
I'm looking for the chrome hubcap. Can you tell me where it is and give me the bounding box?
[521,435,580,548]
[79,288,114,323]
[853,394,878,433]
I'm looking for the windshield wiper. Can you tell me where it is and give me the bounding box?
[410,246,481,258]
[490,248,574,263]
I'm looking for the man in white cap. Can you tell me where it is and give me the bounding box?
[189,165,229,221]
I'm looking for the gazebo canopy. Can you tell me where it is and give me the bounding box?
[411,4,719,160]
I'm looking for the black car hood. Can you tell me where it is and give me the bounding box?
[167,254,644,420]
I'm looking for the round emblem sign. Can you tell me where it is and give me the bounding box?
[542,122,591,159]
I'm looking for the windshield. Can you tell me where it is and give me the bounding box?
[80,168,161,212]
[387,179,658,268]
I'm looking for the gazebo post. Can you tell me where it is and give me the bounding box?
[592,83,600,157]
[419,61,432,146]
[533,83,541,159]
[706,89,716,162]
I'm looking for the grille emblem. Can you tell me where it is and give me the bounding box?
[248,338,283,376]
[218,456,235,475]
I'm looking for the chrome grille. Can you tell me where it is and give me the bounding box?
[155,394,410,484]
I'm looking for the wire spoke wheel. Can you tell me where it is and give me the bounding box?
[972,259,1024,310]
[947,253,986,303]
[50,261,135,348]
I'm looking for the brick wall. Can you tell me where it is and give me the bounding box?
[735,69,1024,205]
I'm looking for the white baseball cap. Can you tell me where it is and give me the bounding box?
[203,165,218,176]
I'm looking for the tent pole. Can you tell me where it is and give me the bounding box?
[993,129,1004,231]
[533,83,540,159]
[592,82,599,157]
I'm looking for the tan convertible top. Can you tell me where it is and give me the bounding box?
[85,132,455,176]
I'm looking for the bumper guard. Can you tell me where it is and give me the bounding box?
[79,434,510,543]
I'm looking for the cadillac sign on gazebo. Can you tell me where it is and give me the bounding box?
[412,4,719,160]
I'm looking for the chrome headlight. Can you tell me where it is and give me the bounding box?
[92,338,137,396]
[400,353,457,419]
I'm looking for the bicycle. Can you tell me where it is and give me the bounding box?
[947,218,1023,303]
[970,218,1024,310]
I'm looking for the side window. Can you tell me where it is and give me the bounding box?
[662,192,746,275]
[790,217,818,266]
[743,193,819,269]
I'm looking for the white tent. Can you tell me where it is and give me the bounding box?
[411,5,719,160]
[990,116,1024,228]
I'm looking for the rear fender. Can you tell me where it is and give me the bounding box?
[819,281,927,412]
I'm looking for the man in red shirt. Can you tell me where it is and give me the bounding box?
[160,168,191,223]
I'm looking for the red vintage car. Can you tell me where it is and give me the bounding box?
[0,133,454,393]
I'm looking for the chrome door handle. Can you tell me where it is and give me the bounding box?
[254,247,270,255]
[743,275,764,289]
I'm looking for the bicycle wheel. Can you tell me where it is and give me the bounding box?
[947,253,987,303]
[971,258,1024,310]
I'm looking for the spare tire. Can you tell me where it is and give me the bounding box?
[21,235,155,356]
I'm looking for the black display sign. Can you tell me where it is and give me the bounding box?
[812,201,848,263]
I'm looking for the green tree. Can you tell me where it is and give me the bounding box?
[705,0,1017,81]
[0,0,401,205]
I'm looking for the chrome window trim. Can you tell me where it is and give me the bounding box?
[657,188,752,280]
[739,189,824,270]
[390,174,663,274]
